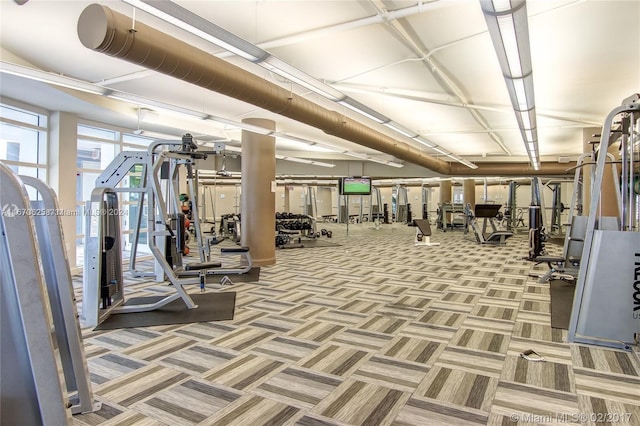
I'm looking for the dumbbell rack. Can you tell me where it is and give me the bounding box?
[275,213,318,238]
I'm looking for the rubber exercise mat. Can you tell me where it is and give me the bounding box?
[94,291,236,330]
[549,280,575,330]
[290,239,341,248]
[206,267,260,283]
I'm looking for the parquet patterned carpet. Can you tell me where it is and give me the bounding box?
[73,223,640,426]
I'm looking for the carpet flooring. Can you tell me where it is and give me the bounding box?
[72,223,640,426]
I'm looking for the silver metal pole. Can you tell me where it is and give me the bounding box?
[483,178,488,202]
[621,117,629,230]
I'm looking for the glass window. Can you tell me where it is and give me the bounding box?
[77,138,119,169]
[0,122,46,164]
[0,104,46,127]
[0,103,48,192]
[78,125,116,141]
[76,172,100,206]
[123,133,155,147]
[76,124,120,267]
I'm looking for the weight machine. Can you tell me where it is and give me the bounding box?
[1,162,99,425]
[436,202,465,231]
[421,185,430,221]
[464,203,513,245]
[533,151,621,282]
[395,185,409,224]
[505,181,526,231]
[568,94,640,350]
[303,185,318,218]
[368,186,383,223]
[82,135,251,327]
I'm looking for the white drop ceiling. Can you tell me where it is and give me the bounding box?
[1,0,638,177]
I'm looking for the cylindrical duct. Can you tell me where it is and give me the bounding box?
[77,4,575,178]
[77,4,449,174]
[449,162,575,176]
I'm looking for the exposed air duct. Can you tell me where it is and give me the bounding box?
[77,4,570,177]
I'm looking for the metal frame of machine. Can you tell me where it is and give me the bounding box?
[1,162,99,425]
[568,94,640,350]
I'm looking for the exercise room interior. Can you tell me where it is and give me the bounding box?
[1,1,639,425]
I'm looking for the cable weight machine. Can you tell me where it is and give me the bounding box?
[568,94,640,350]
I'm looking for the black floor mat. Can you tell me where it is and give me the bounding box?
[193,267,260,284]
[279,239,341,249]
[549,279,575,330]
[95,292,236,330]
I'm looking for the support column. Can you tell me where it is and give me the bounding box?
[439,180,452,204]
[49,111,78,268]
[241,118,276,266]
[463,179,476,209]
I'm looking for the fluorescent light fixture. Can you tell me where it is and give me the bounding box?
[129,0,474,169]
[129,129,179,140]
[384,121,418,138]
[509,77,530,110]
[444,153,460,161]
[205,117,273,135]
[432,146,449,155]
[344,151,369,160]
[123,0,266,62]
[361,156,404,168]
[338,97,389,123]
[519,110,533,130]
[458,158,479,169]
[481,0,539,169]
[1,61,106,95]
[491,0,514,12]
[219,144,335,168]
[413,136,436,148]
[124,0,346,100]
[108,92,209,119]
[262,56,344,101]
[274,135,334,152]
[496,14,522,77]
[277,155,336,168]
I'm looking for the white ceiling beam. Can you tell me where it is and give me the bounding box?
[367,0,511,155]
[334,83,602,126]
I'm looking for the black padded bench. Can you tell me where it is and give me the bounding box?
[220,247,250,253]
[184,261,222,271]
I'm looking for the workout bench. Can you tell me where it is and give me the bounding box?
[413,219,440,247]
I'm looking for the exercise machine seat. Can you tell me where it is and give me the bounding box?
[413,219,433,236]
[486,231,513,242]
[220,247,250,253]
[534,256,565,265]
[184,261,222,271]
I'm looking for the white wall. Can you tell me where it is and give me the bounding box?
[317,187,333,217]
[288,186,306,214]
[199,184,240,221]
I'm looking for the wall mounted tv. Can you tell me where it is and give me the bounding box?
[340,176,372,196]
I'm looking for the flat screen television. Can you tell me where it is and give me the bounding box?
[340,176,372,196]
